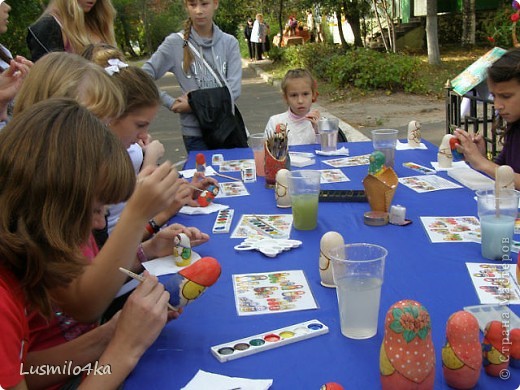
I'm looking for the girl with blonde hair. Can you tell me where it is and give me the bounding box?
[143,0,243,151]
[27,0,116,62]
[0,98,171,389]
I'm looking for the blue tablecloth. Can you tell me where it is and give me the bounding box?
[124,141,519,389]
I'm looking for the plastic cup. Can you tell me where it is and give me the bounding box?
[371,129,398,168]
[329,243,387,339]
[288,170,321,230]
[476,189,519,260]
[318,118,339,152]
[248,133,266,177]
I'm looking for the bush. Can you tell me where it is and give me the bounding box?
[324,48,424,93]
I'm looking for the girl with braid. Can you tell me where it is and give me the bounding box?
[143,0,242,151]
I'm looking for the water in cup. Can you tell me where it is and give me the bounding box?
[336,277,382,339]
[292,193,319,230]
[375,142,395,169]
[329,243,387,340]
[480,215,515,260]
[319,131,338,153]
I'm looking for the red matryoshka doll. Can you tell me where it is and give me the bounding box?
[197,184,219,207]
[441,311,482,389]
[482,320,509,376]
[380,299,435,390]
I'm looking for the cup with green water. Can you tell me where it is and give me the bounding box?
[476,188,519,260]
[288,170,321,230]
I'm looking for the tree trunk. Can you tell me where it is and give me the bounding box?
[372,0,389,51]
[278,0,284,40]
[462,0,476,46]
[426,0,441,65]
[343,0,364,47]
[336,6,348,46]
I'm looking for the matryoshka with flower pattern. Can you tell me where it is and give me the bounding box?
[380,299,435,389]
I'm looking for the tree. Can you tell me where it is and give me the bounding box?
[426,0,441,65]
[462,0,476,46]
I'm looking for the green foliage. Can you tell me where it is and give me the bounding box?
[2,0,43,58]
[479,5,514,48]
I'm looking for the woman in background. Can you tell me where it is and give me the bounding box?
[27,0,117,61]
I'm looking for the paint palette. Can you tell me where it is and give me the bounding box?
[234,237,302,257]
[210,319,328,362]
[464,304,520,332]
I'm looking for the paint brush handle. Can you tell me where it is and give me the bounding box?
[118,267,176,311]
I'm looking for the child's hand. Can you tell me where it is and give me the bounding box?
[171,94,191,113]
[305,109,321,132]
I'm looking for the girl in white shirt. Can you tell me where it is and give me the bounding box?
[265,68,320,145]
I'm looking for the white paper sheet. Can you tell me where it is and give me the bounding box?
[181,370,272,390]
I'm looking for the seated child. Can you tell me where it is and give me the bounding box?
[264,68,320,146]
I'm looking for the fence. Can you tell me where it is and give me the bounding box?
[445,85,504,158]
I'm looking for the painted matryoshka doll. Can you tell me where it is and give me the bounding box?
[442,311,482,389]
[195,153,206,172]
[319,231,344,287]
[380,299,435,390]
[163,256,221,310]
[173,233,192,267]
[369,150,386,176]
[438,134,454,168]
[197,184,219,207]
[275,168,291,208]
[407,120,421,148]
[482,320,509,376]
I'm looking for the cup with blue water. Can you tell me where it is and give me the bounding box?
[476,189,519,260]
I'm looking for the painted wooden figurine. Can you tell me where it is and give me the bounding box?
[407,120,421,148]
[369,150,386,176]
[275,168,291,208]
[482,320,510,376]
[195,153,206,173]
[320,383,344,390]
[173,233,192,267]
[380,299,435,390]
[163,256,221,310]
[442,311,482,389]
[197,184,219,207]
[438,134,454,168]
[449,137,464,161]
[510,328,520,368]
[319,231,344,287]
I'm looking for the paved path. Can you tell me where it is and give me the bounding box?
[148,60,369,163]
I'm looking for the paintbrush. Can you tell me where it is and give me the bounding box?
[118,267,176,311]
[213,171,241,181]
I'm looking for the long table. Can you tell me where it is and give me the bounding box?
[124,141,519,389]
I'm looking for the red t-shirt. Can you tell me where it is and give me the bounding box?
[27,234,99,390]
[0,268,29,389]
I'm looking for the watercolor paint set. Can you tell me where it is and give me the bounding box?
[210,319,328,362]
[212,208,234,234]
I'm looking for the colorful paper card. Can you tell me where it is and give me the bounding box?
[450,47,507,96]
[420,216,481,243]
[231,214,293,239]
[466,262,520,304]
[219,159,255,172]
[399,175,462,193]
[232,270,318,316]
[216,181,249,197]
[323,154,370,168]
[319,169,350,184]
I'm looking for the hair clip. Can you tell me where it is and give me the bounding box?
[104,58,129,76]
[183,40,189,48]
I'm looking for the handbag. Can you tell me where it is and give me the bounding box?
[188,87,248,149]
[182,35,248,149]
